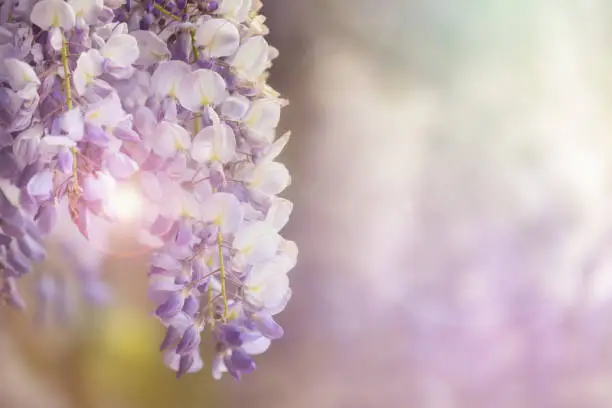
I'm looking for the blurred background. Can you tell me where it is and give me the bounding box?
[6,0,612,407]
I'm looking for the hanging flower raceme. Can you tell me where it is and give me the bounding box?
[0,0,296,381]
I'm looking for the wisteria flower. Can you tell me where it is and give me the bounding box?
[0,0,296,383]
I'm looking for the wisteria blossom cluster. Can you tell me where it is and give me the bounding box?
[0,0,296,380]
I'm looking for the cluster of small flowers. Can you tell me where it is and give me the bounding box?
[0,0,296,380]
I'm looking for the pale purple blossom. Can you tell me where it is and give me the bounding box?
[0,0,295,382]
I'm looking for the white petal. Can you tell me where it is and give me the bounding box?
[249,161,291,195]
[101,33,139,67]
[83,172,115,201]
[277,239,298,274]
[150,122,177,158]
[242,336,271,355]
[59,108,84,141]
[213,124,236,163]
[132,30,171,67]
[14,124,43,163]
[157,189,182,219]
[220,94,250,120]
[133,106,157,136]
[30,0,76,30]
[177,69,227,112]
[190,127,214,164]
[49,27,63,50]
[215,0,251,23]
[260,131,290,163]
[245,263,290,309]
[233,221,280,264]
[85,92,125,127]
[195,18,240,58]
[150,121,190,158]
[73,49,103,95]
[244,98,281,134]
[140,171,163,202]
[151,60,191,99]
[191,124,235,164]
[265,197,292,231]
[26,169,53,199]
[4,58,40,91]
[68,0,103,23]
[180,189,201,219]
[200,192,243,234]
[103,0,124,9]
[230,36,269,80]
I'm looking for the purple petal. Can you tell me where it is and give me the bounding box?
[16,161,42,189]
[175,220,193,246]
[224,349,255,380]
[140,153,165,172]
[182,295,199,317]
[16,233,45,262]
[164,153,187,179]
[150,215,174,236]
[6,244,31,275]
[18,188,38,214]
[176,354,194,379]
[84,124,110,146]
[155,291,185,319]
[0,190,24,233]
[252,313,284,340]
[0,149,19,180]
[218,324,243,347]
[0,233,11,247]
[35,204,57,235]
[160,325,182,351]
[105,152,138,179]
[57,148,73,174]
[151,252,182,271]
[176,325,201,355]
[113,126,141,142]
[191,261,206,282]
[1,277,26,310]
[140,171,162,202]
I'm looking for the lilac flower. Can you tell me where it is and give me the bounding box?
[0,0,296,382]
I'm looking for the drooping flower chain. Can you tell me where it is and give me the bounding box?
[0,0,296,380]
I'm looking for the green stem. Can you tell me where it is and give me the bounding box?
[189,29,199,63]
[193,113,201,134]
[153,2,181,21]
[60,32,73,110]
[61,32,79,187]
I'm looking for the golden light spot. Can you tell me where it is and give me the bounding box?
[107,184,142,222]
